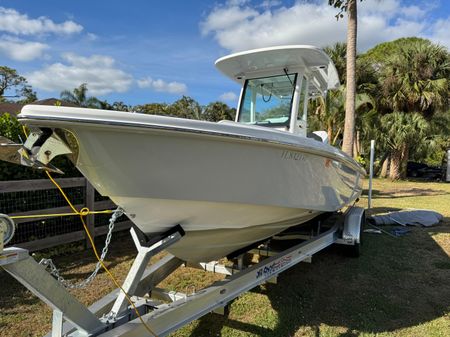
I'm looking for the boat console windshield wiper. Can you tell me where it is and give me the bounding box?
[283,67,294,87]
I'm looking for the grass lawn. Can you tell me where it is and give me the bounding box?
[0,178,449,337]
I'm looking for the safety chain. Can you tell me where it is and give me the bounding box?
[39,207,124,289]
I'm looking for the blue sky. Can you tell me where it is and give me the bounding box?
[1,0,449,107]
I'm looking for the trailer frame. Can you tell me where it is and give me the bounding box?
[0,206,365,337]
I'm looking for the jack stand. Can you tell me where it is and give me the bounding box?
[0,225,185,337]
[108,227,183,319]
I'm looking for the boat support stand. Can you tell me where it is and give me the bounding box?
[0,225,185,337]
[0,207,365,337]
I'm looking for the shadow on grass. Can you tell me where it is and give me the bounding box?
[188,224,450,336]
[362,188,449,199]
[0,271,42,310]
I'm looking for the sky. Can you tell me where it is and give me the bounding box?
[0,0,449,107]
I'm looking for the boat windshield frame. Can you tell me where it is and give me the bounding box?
[237,73,298,128]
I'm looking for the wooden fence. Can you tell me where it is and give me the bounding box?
[0,177,132,252]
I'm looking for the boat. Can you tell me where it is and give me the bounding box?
[2,45,365,262]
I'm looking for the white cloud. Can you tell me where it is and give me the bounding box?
[86,33,98,41]
[137,77,187,94]
[259,1,282,10]
[201,1,346,52]
[400,5,427,19]
[0,7,83,35]
[0,36,48,61]
[201,0,450,52]
[427,18,450,49]
[219,91,238,102]
[27,53,133,95]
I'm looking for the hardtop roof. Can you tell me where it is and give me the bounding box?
[215,45,340,94]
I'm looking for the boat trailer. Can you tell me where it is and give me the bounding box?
[0,207,365,337]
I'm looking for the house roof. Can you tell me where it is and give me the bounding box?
[0,102,23,116]
[0,98,79,117]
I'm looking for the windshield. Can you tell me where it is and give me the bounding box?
[238,73,297,127]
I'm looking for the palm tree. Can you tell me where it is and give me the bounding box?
[379,42,449,118]
[375,41,449,179]
[111,101,130,112]
[324,42,347,81]
[308,85,374,149]
[341,0,358,157]
[380,112,430,180]
[327,0,360,157]
[309,87,345,146]
[60,83,100,108]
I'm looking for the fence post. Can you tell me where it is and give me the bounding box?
[84,179,95,249]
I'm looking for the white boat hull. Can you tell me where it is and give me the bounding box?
[19,106,364,262]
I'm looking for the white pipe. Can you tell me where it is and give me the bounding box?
[368,140,375,209]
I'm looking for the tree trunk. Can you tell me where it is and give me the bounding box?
[380,155,390,178]
[400,143,409,179]
[389,148,402,180]
[353,130,361,157]
[341,0,357,157]
[327,124,333,145]
[332,127,342,146]
[375,152,389,177]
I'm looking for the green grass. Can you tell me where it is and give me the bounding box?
[359,178,450,220]
[1,178,449,337]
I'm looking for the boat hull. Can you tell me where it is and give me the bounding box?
[18,107,364,262]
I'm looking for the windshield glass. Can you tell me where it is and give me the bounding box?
[238,74,297,127]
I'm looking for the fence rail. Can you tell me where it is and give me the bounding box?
[0,177,132,252]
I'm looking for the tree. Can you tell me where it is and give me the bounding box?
[380,112,430,180]
[322,41,378,156]
[360,37,430,66]
[97,100,112,110]
[111,101,130,112]
[378,41,449,118]
[60,83,101,108]
[309,85,374,150]
[202,102,236,122]
[309,87,345,146]
[0,66,34,101]
[17,85,38,104]
[166,96,201,119]
[328,0,361,157]
[97,100,131,111]
[134,103,169,115]
[422,110,450,166]
[324,42,347,81]
[135,97,201,119]
[376,40,449,179]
